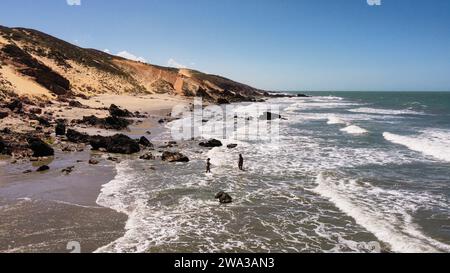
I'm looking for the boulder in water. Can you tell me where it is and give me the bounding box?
[215,191,233,204]
[199,139,223,148]
[161,151,189,163]
[227,144,238,149]
[138,136,153,148]
[259,112,282,120]
[36,165,50,172]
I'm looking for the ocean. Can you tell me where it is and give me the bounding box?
[95,92,450,253]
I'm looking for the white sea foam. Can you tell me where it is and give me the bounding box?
[348,107,424,116]
[383,130,450,162]
[340,125,368,135]
[327,116,347,125]
[312,173,450,253]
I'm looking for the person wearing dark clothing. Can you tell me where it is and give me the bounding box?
[238,154,244,171]
[206,158,212,173]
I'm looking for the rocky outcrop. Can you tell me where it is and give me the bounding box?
[75,115,131,130]
[89,134,140,154]
[161,151,189,163]
[109,104,133,117]
[27,137,54,157]
[55,122,66,136]
[138,136,153,148]
[66,129,90,143]
[215,191,233,204]
[199,139,223,148]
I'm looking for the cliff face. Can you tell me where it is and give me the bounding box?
[0,25,265,102]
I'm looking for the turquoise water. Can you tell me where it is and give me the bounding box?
[96,92,450,253]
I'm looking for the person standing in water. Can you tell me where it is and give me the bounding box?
[238,154,244,171]
[206,158,212,173]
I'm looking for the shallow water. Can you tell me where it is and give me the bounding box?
[96,92,450,253]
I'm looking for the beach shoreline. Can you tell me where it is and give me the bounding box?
[0,93,188,253]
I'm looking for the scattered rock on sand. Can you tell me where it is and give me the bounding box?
[215,191,233,204]
[36,165,50,172]
[161,151,189,163]
[199,139,223,148]
[27,137,54,157]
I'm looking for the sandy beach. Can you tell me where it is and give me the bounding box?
[0,94,189,253]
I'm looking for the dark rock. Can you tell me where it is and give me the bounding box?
[199,139,223,148]
[77,115,131,130]
[107,134,140,154]
[66,129,90,143]
[215,191,233,204]
[109,104,133,117]
[68,100,85,108]
[297,93,309,97]
[139,153,155,160]
[107,157,120,163]
[158,119,165,124]
[27,137,54,157]
[89,159,99,165]
[89,135,110,150]
[0,111,8,119]
[36,165,50,172]
[0,139,5,154]
[55,122,66,136]
[29,108,42,114]
[7,99,23,112]
[161,151,189,163]
[62,166,75,175]
[227,144,238,149]
[89,134,140,154]
[28,114,51,127]
[139,136,153,148]
[217,98,230,104]
[260,112,282,120]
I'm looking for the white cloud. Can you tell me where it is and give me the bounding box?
[168,58,187,69]
[116,51,147,63]
[67,0,81,6]
[103,49,111,54]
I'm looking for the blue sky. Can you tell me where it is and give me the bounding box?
[1,0,449,91]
